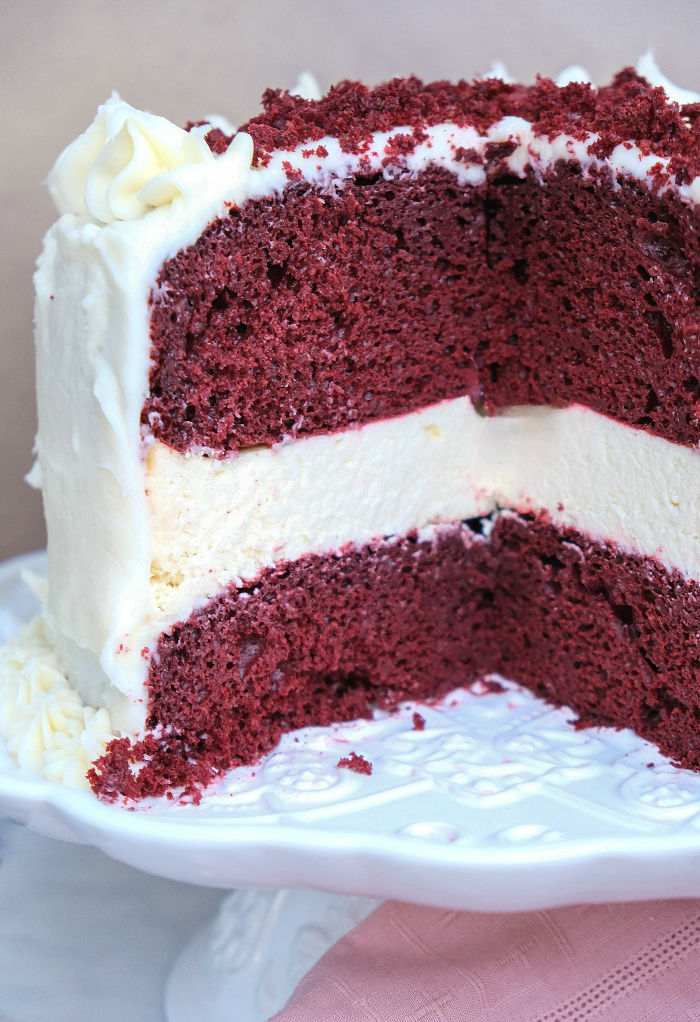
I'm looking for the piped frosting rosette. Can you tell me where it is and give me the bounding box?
[0,616,114,790]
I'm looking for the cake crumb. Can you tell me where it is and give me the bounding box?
[337,751,372,775]
[412,712,426,730]
[483,679,506,694]
[647,762,655,768]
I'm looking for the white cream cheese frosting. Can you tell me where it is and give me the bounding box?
[635,51,700,106]
[49,94,218,224]
[290,71,323,101]
[27,62,700,750]
[0,615,113,789]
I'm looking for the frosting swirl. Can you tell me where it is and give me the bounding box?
[0,615,114,790]
[48,93,220,224]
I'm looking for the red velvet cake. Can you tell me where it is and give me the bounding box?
[19,61,700,799]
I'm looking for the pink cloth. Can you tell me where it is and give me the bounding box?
[272,898,700,1021]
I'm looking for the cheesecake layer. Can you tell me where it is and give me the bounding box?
[90,512,700,801]
[147,398,700,632]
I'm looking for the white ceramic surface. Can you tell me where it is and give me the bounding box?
[5,551,700,910]
[165,888,380,1022]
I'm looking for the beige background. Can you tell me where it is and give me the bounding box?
[3,0,700,561]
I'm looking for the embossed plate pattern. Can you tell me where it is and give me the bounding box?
[3,551,700,910]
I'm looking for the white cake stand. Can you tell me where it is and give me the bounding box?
[5,552,700,1019]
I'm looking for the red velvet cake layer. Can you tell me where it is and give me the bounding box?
[89,515,700,802]
[146,159,700,453]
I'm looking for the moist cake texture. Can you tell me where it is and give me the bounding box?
[18,59,700,800]
[148,73,700,453]
[90,513,700,800]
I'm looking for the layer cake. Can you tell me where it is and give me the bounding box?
[8,58,700,800]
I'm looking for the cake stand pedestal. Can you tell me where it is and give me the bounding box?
[164,888,380,1022]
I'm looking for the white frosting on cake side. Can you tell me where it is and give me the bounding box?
[32,72,700,739]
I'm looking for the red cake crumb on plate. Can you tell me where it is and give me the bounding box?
[337,752,373,775]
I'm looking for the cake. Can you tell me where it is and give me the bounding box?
[8,57,700,801]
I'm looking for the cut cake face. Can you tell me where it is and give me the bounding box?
[21,62,700,800]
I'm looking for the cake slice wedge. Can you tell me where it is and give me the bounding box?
[17,64,700,799]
